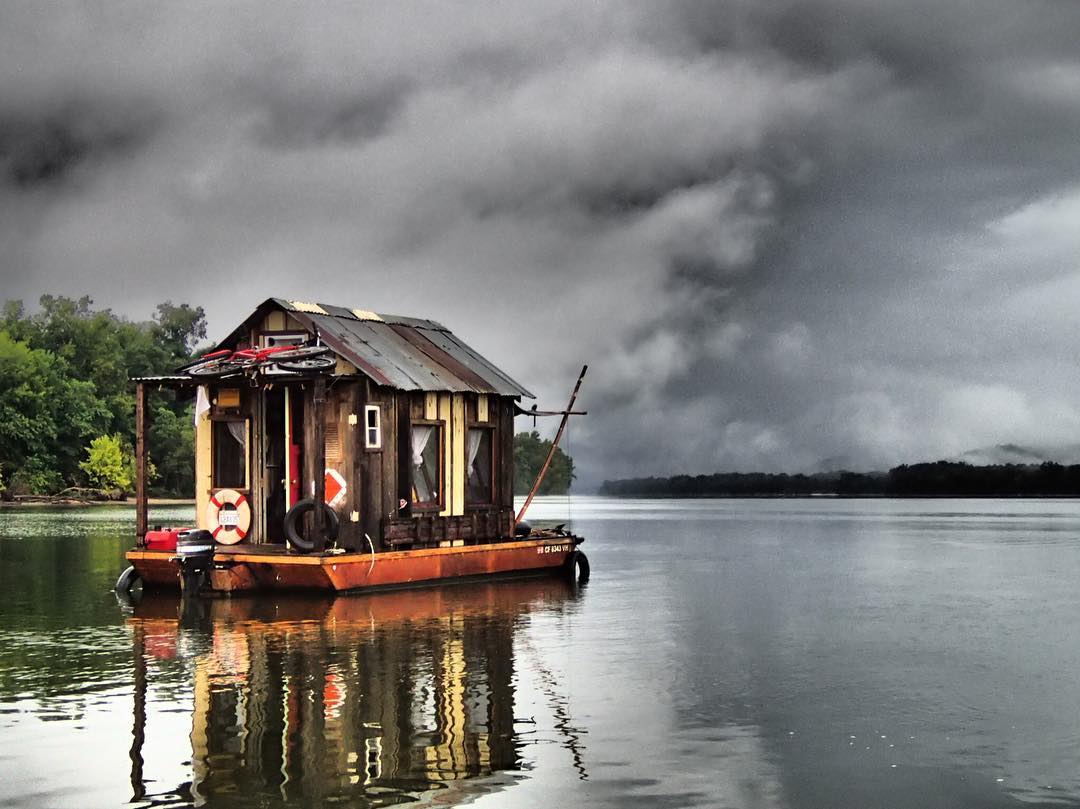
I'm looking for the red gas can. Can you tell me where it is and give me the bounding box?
[144,527,193,551]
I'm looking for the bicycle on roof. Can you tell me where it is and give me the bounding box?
[179,340,336,379]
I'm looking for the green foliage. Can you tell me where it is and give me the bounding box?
[0,295,206,496]
[0,329,108,489]
[10,458,65,496]
[514,431,575,495]
[152,301,208,359]
[79,434,132,492]
[148,404,194,495]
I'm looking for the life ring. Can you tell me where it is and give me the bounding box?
[284,498,340,552]
[205,488,251,544]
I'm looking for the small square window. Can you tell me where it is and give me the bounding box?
[365,405,381,449]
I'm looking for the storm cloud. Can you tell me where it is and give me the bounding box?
[3,1,1080,486]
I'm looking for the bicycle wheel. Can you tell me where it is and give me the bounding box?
[270,344,332,363]
[276,354,337,373]
[187,358,245,378]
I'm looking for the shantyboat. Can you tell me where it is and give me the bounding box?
[118,297,588,597]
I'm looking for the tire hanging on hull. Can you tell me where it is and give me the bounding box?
[115,565,142,607]
[566,550,590,584]
[115,565,141,593]
[284,498,340,552]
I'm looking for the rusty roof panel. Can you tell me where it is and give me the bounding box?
[388,324,496,393]
[301,314,432,390]
[418,327,535,399]
[223,298,534,397]
[329,317,461,391]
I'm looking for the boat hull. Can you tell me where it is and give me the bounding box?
[126,536,580,594]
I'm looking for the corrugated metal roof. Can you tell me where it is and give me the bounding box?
[269,298,534,398]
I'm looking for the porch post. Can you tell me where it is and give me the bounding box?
[135,382,148,545]
[312,376,327,551]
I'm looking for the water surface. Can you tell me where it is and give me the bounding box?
[2,498,1080,808]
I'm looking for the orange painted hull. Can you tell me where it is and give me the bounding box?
[126,537,579,594]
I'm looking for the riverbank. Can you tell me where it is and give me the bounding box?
[0,497,194,508]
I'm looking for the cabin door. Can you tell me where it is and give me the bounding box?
[264,389,287,539]
[264,388,304,541]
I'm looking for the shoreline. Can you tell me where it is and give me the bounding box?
[0,498,195,508]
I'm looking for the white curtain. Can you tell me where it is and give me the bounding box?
[467,429,483,475]
[193,385,211,425]
[411,425,433,469]
[227,421,247,455]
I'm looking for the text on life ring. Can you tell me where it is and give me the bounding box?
[206,489,251,544]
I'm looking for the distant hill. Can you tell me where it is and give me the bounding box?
[950,443,1080,467]
[600,460,1080,498]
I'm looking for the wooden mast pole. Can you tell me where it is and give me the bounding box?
[312,376,327,551]
[514,365,587,528]
[135,382,148,545]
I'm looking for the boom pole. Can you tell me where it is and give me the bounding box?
[514,364,587,528]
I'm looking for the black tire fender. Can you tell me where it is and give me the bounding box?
[284,498,340,552]
[115,565,141,593]
[566,550,590,584]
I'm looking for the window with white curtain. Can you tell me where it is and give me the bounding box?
[410,423,442,507]
[466,427,493,504]
[212,419,247,489]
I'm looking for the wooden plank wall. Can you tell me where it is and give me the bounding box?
[451,393,466,516]
[250,387,265,544]
[383,509,514,545]
[335,383,360,551]
[383,391,516,545]
[499,397,515,510]
[192,382,519,547]
[357,380,400,551]
[300,381,363,551]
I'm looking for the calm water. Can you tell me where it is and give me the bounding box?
[3,498,1080,808]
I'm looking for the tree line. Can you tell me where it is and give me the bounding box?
[600,461,1080,498]
[514,430,575,495]
[0,296,577,500]
[0,295,205,498]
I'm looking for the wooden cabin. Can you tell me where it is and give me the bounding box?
[140,298,533,553]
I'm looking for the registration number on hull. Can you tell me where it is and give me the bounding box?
[538,544,571,555]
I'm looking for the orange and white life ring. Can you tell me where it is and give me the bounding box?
[205,489,251,544]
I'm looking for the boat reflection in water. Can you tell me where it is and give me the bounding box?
[127,577,583,807]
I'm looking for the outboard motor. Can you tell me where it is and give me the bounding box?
[175,529,215,594]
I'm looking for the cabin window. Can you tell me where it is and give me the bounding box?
[410,422,442,508]
[212,419,248,489]
[466,427,494,504]
[365,405,382,449]
[261,332,306,348]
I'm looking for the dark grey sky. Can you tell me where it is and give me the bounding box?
[3,1,1080,486]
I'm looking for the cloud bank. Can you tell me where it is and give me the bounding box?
[3,1,1080,485]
